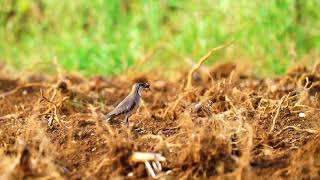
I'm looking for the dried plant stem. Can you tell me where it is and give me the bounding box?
[232,124,253,180]
[0,83,49,99]
[186,40,234,89]
[312,60,320,74]
[0,112,24,120]
[40,89,69,125]
[269,95,287,133]
[92,157,111,175]
[163,91,190,118]
[184,57,214,85]
[139,134,164,143]
[275,126,318,136]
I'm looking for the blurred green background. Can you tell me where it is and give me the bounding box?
[0,0,319,76]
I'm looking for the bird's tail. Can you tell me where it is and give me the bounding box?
[105,113,115,122]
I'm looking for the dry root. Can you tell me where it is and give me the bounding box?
[186,40,234,89]
[129,152,167,179]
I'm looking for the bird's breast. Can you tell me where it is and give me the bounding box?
[134,97,141,107]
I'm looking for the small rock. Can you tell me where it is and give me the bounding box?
[299,112,306,118]
[22,90,28,95]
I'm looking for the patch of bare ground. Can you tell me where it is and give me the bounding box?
[0,61,320,179]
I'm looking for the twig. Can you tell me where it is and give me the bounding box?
[312,61,320,74]
[184,57,214,85]
[186,40,234,89]
[0,83,49,99]
[50,88,58,102]
[275,126,318,137]
[269,95,287,133]
[162,91,190,118]
[0,112,24,120]
[139,134,164,143]
[40,89,67,125]
[40,89,56,105]
[92,157,111,175]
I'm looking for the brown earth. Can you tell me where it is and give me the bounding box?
[0,62,320,179]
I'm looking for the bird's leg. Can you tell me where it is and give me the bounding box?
[124,114,130,127]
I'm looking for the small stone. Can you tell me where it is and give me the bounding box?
[299,112,306,118]
[22,90,28,95]
[270,85,277,93]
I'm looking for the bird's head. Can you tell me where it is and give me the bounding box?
[133,82,150,95]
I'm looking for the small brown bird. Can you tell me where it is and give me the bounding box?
[105,82,150,127]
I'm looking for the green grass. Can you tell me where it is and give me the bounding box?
[0,0,319,76]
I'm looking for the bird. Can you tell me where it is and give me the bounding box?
[105,82,150,127]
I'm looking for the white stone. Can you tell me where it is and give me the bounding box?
[299,112,306,118]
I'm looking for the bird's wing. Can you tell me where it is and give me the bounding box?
[106,95,136,118]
